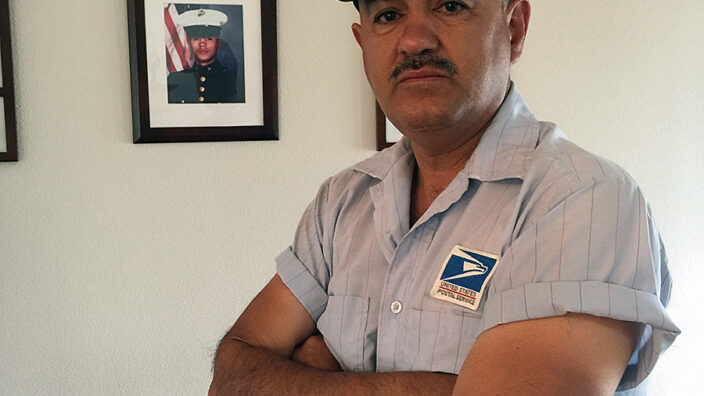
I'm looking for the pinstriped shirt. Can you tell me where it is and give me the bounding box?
[276,85,679,394]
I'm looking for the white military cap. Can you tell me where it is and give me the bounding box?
[178,9,228,38]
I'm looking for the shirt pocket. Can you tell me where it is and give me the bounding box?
[395,307,482,374]
[317,295,372,372]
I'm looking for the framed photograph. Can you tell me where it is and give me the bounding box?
[0,0,17,162]
[375,102,401,151]
[127,0,278,143]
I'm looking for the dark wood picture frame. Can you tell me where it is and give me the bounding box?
[375,101,401,151]
[127,0,278,143]
[0,0,17,162]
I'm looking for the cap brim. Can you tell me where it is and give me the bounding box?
[184,25,222,39]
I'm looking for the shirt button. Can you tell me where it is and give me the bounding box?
[198,96,205,102]
[199,87,205,92]
[200,76,206,82]
[390,300,403,314]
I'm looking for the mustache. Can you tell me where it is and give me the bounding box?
[389,53,458,81]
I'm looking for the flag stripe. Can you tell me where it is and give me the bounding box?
[165,49,176,74]
[164,4,190,72]
[164,5,188,68]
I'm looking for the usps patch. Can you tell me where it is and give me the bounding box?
[430,245,500,311]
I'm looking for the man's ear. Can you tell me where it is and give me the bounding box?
[505,0,531,64]
[216,38,223,51]
[351,23,362,47]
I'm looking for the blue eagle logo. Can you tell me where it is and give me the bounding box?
[441,249,488,281]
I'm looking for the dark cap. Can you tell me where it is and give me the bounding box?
[339,0,359,10]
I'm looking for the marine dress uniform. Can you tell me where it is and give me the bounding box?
[167,60,237,104]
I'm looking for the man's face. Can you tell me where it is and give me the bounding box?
[352,0,525,137]
[189,37,222,66]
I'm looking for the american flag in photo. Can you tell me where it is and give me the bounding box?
[164,3,193,73]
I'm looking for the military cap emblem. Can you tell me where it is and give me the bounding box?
[178,8,228,38]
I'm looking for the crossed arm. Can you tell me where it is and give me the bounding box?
[208,275,456,395]
[209,274,641,395]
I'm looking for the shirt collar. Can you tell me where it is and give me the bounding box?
[353,83,539,182]
[462,83,540,181]
[353,136,414,180]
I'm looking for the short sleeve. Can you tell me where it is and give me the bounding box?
[275,178,333,321]
[482,174,680,391]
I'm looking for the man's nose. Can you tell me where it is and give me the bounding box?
[197,37,208,46]
[397,12,440,57]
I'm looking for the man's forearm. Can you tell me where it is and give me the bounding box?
[209,338,456,396]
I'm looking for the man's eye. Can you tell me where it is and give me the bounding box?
[440,1,467,13]
[375,10,399,24]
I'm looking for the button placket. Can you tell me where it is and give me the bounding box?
[376,225,427,370]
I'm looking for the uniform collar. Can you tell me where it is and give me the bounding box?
[192,59,223,72]
[353,83,539,182]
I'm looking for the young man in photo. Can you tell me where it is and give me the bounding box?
[167,8,237,104]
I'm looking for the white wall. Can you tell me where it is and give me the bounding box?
[0,1,700,394]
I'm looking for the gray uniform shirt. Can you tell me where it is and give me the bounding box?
[276,85,679,393]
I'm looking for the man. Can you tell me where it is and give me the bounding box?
[209,0,679,394]
[167,8,237,104]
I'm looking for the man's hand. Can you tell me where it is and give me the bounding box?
[209,275,456,396]
[291,334,342,371]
